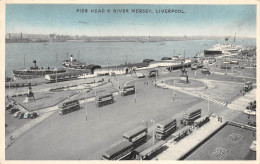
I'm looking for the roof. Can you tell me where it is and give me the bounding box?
[139,140,166,157]
[161,57,172,60]
[46,69,91,79]
[102,140,132,159]
[143,59,154,63]
[194,116,209,123]
[123,125,147,139]
[157,118,176,127]
[172,126,191,136]
[86,64,101,70]
[123,85,135,89]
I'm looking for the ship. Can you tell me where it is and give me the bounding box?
[62,55,87,70]
[13,60,66,80]
[204,37,243,57]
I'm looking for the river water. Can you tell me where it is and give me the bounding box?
[5,39,256,77]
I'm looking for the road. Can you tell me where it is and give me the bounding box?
[6,68,252,160]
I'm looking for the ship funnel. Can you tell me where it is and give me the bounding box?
[225,38,228,45]
[33,60,37,68]
[71,55,73,61]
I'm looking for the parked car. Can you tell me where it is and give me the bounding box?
[191,65,198,70]
[5,104,13,110]
[248,122,256,127]
[9,108,19,114]
[136,72,145,78]
[201,68,210,74]
[18,112,24,119]
[29,112,38,119]
[250,140,256,151]
[23,112,30,119]
[13,111,21,118]
[243,110,256,116]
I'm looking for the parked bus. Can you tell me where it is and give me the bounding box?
[120,85,135,96]
[155,118,177,140]
[134,140,166,160]
[95,93,114,107]
[58,100,80,115]
[102,140,134,160]
[148,70,158,77]
[123,125,148,148]
[182,109,201,125]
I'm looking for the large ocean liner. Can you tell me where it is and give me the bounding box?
[204,37,243,57]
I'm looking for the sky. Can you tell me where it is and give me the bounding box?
[5,4,257,37]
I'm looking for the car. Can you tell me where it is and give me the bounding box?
[18,112,24,119]
[243,110,256,116]
[250,140,256,151]
[5,104,13,110]
[136,72,145,78]
[13,111,21,118]
[248,122,256,127]
[29,112,38,119]
[201,68,210,74]
[23,112,30,119]
[9,107,19,114]
[191,65,198,70]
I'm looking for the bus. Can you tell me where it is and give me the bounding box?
[155,118,177,140]
[102,140,134,160]
[123,125,148,148]
[148,70,158,77]
[58,100,80,115]
[134,140,166,160]
[182,109,201,125]
[95,93,114,107]
[120,85,135,96]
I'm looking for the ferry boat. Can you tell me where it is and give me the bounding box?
[62,55,87,70]
[13,60,66,80]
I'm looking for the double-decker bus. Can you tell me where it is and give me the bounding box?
[123,125,148,148]
[155,118,177,140]
[95,93,114,107]
[58,100,80,115]
[102,140,134,160]
[135,140,166,160]
[120,85,135,96]
[182,108,201,125]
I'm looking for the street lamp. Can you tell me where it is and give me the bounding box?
[151,119,156,145]
[134,82,137,103]
[84,90,88,120]
[207,93,210,115]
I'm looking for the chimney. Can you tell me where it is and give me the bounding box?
[33,60,37,68]
[21,32,23,39]
[71,55,73,62]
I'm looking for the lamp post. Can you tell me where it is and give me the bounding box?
[134,81,137,103]
[151,119,156,145]
[85,91,87,120]
[207,93,210,115]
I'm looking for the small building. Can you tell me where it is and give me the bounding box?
[143,59,154,64]
[86,64,101,74]
[45,69,91,82]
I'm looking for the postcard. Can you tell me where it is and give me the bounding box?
[1,0,259,162]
